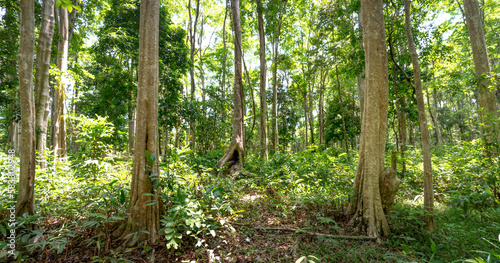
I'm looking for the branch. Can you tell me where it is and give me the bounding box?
[254,226,377,241]
[387,3,417,101]
[231,222,377,241]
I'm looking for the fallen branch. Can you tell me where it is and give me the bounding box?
[231,222,377,241]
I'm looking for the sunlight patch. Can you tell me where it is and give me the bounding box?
[241,194,262,202]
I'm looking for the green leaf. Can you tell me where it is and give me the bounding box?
[430,238,437,253]
[67,5,73,13]
[32,230,44,237]
[0,224,6,236]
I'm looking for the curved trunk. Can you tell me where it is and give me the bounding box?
[404,0,435,231]
[35,0,56,167]
[216,0,244,174]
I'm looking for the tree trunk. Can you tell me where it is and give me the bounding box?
[119,0,160,246]
[426,85,441,145]
[53,6,68,158]
[318,68,328,146]
[128,97,135,154]
[220,0,228,141]
[256,0,268,160]
[404,0,435,231]
[303,91,308,147]
[463,0,500,150]
[357,10,365,124]
[347,0,390,238]
[16,0,36,217]
[35,0,55,168]
[308,75,315,145]
[215,0,245,175]
[188,0,200,150]
[336,64,349,155]
[271,15,283,154]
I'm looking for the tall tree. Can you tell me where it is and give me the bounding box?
[52,7,69,157]
[16,0,36,216]
[270,5,285,154]
[187,0,200,149]
[347,0,390,237]
[404,0,435,231]
[119,0,160,246]
[34,0,56,167]
[256,0,268,160]
[463,0,500,150]
[215,0,245,173]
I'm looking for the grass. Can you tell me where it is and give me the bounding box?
[1,140,499,262]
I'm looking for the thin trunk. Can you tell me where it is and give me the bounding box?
[336,64,349,155]
[16,0,36,217]
[308,74,315,145]
[188,0,200,149]
[271,15,283,154]
[426,85,441,145]
[128,98,135,154]
[221,0,228,139]
[404,0,435,231]
[318,68,328,146]
[303,91,308,147]
[432,88,442,143]
[53,6,69,158]
[257,0,268,160]
[35,0,55,168]
[394,66,407,175]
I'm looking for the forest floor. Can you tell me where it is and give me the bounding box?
[1,141,500,262]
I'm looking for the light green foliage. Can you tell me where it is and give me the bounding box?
[72,115,115,179]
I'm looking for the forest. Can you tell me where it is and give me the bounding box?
[1,0,500,261]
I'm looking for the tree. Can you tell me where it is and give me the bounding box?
[463,0,499,151]
[187,0,200,149]
[403,0,435,231]
[34,0,56,167]
[215,0,245,174]
[52,6,69,158]
[346,0,390,238]
[119,0,160,246]
[256,0,268,160]
[16,0,36,216]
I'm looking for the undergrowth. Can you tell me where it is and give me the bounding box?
[0,139,498,262]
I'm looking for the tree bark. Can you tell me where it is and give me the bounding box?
[463,0,500,150]
[426,85,441,145]
[271,16,283,154]
[53,6,69,158]
[188,0,200,149]
[128,95,135,154]
[336,64,349,155]
[347,0,390,238]
[256,0,268,160]
[308,74,315,145]
[215,0,245,175]
[16,0,36,217]
[404,0,435,231]
[118,0,160,247]
[318,68,328,146]
[34,0,55,168]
